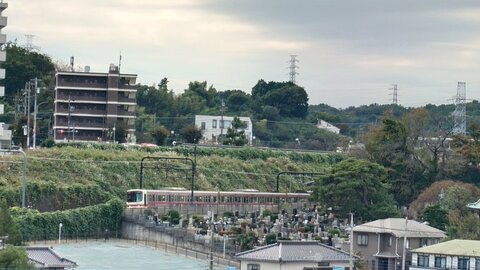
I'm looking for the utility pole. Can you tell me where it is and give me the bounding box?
[210,210,214,270]
[220,99,226,144]
[32,78,40,149]
[401,216,408,270]
[349,212,354,270]
[26,82,31,148]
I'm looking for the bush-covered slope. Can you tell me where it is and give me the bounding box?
[0,144,345,211]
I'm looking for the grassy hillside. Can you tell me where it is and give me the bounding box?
[0,144,345,211]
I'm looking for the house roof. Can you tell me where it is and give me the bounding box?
[353,218,445,238]
[412,239,480,257]
[26,247,77,268]
[236,241,357,263]
[467,199,480,209]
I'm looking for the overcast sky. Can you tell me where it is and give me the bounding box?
[5,0,480,108]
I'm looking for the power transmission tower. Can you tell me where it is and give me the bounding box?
[288,55,299,84]
[25,34,36,51]
[390,84,398,105]
[452,82,466,135]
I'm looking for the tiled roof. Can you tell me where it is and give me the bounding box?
[26,247,77,268]
[236,241,357,263]
[467,199,480,209]
[353,218,445,238]
[413,239,480,256]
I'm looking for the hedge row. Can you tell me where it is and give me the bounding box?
[0,182,112,211]
[10,199,124,241]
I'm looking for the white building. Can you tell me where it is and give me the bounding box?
[0,122,12,149]
[410,239,480,270]
[195,115,253,144]
[316,119,340,134]
[236,240,357,270]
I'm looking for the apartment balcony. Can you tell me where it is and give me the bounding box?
[56,107,106,115]
[0,68,4,79]
[117,110,135,117]
[57,81,108,89]
[56,93,107,103]
[0,16,7,28]
[56,121,106,129]
[0,3,8,12]
[0,34,6,45]
[118,96,136,103]
[118,84,136,90]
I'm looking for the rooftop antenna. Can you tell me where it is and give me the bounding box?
[452,82,466,135]
[288,55,299,84]
[118,51,122,72]
[70,56,75,72]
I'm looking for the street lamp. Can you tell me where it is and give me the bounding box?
[58,223,63,244]
[112,123,116,144]
[33,101,49,149]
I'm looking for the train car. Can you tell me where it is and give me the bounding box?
[126,188,310,215]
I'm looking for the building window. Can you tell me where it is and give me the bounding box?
[420,238,428,247]
[247,264,260,270]
[458,257,470,270]
[476,258,480,270]
[357,234,368,246]
[212,120,217,128]
[434,256,446,268]
[417,254,429,267]
[388,236,392,246]
[201,122,206,130]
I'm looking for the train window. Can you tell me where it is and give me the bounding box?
[161,196,166,202]
[127,191,143,202]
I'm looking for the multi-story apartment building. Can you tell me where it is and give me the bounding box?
[0,1,7,118]
[53,65,137,143]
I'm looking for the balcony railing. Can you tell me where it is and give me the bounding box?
[57,81,108,89]
[56,94,107,103]
[56,108,106,115]
[116,110,135,117]
[118,96,136,103]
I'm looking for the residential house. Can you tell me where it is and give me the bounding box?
[195,115,253,144]
[236,240,358,270]
[316,120,340,134]
[410,239,480,270]
[26,246,77,269]
[352,218,446,270]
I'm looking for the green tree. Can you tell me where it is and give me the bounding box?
[422,205,448,230]
[180,125,203,143]
[3,43,55,99]
[457,214,480,240]
[0,199,22,245]
[0,245,35,270]
[237,232,256,251]
[264,233,277,245]
[223,117,248,146]
[313,159,400,220]
[150,126,169,145]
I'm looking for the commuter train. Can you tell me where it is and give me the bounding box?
[126,188,310,215]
